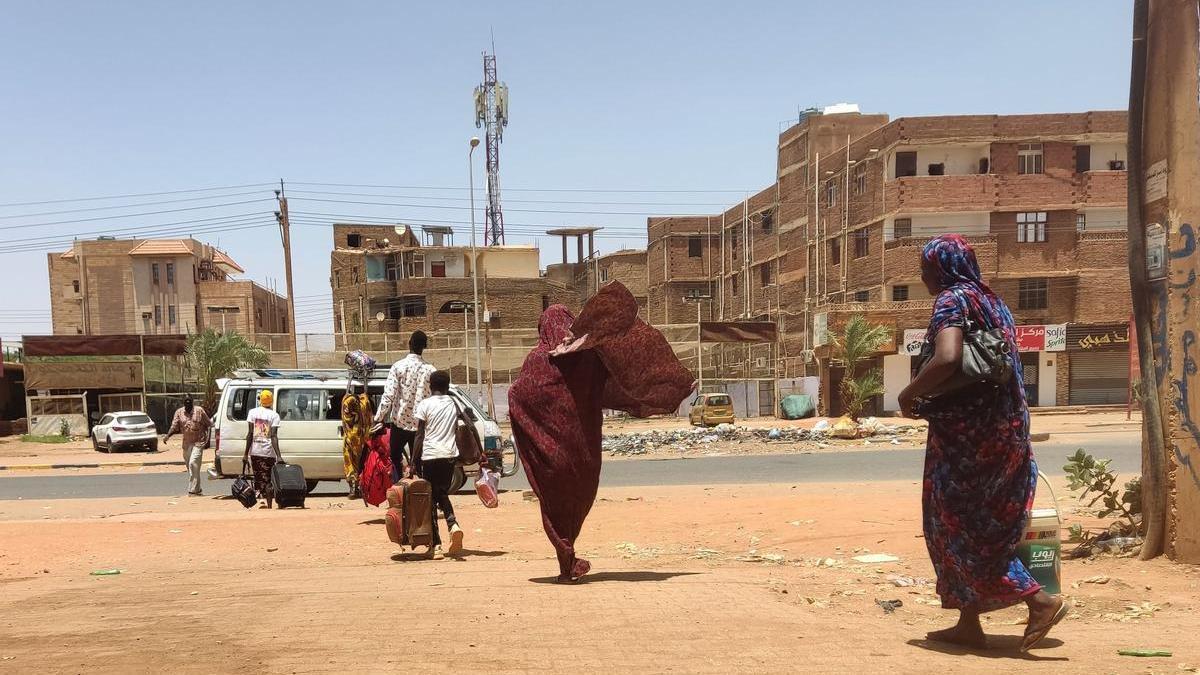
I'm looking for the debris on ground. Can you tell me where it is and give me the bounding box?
[89,569,121,576]
[522,491,538,502]
[1102,602,1165,622]
[853,553,900,564]
[875,599,903,614]
[1116,649,1172,657]
[886,575,928,587]
[602,421,922,456]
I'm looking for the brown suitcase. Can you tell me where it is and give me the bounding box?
[385,478,433,548]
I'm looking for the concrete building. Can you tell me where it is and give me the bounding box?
[47,238,288,337]
[329,223,579,335]
[648,106,1132,415]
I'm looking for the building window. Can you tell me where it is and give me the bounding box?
[1076,213,1087,232]
[407,253,425,278]
[152,263,160,285]
[72,279,80,293]
[1075,145,1091,174]
[852,229,870,258]
[154,305,162,326]
[895,151,917,178]
[166,263,175,286]
[600,267,609,282]
[430,261,446,278]
[760,263,772,287]
[825,179,838,208]
[893,218,912,239]
[347,233,362,248]
[168,305,177,326]
[731,275,739,296]
[1018,143,1044,175]
[829,237,841,266]
[401,295,427,317]
[731,232,738,261]
[386,259,400,281]
[688,236,702,258]
[761,210,774,233]
[1017,212,1047,243]
[352,267,359,284]
[892,285,909,302]
[256,307,263,328]
[334,271,340,289]
[853,290,870,302]
[1018,278,1049,310]
[853,163,867,195]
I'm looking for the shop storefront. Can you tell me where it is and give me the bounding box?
[1066,323,1131,405]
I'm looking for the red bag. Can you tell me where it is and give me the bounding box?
[359,429,393,507]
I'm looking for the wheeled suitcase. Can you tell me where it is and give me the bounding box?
[271,461,307,508]
[384,478,433,548]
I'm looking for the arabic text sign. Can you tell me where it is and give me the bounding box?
[1067,324,1131,351]
[1015,325,1046,352]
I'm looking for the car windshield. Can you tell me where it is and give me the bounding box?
[118,414,152,425]
[707,396,732,406]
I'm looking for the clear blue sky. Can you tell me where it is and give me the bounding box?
[0,1,1133,338]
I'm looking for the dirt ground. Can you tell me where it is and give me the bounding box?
[1,477,1196,674]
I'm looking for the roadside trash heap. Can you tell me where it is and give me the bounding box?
[603,418,923,456]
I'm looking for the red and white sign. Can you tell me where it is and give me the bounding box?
[898,324,1068,355]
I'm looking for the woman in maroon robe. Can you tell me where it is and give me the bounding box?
[508,282,695,582]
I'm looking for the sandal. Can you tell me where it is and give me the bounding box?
[1020,598,1070,652]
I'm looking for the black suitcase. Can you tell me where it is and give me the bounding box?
[271,461,307,508]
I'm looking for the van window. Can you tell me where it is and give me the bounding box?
[227,387,257,421]
[277,389,323,421]
[707,395,732,406]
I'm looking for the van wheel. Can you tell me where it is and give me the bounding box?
[305,480,320,494]
[449,466,467,494]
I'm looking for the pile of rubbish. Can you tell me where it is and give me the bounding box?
[603,418,923,456]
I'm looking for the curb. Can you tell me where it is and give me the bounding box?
[0,460,186,472]
[1029,433,1051,442]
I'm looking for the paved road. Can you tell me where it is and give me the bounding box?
[0,435,1138,501]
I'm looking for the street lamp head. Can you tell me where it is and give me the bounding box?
[470,137,481,148]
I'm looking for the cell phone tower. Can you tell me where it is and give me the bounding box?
[473,49,509,246]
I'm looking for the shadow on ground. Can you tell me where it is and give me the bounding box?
[906,636,1067,661]
[528,571,702,584]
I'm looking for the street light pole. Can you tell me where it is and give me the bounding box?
[469,138,483,400]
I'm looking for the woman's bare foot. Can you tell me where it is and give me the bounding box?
[926,623,987,649]
[1021,594,1069,652]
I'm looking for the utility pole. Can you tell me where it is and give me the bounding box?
[1131,0,1200,563]
[482,272,496,419]
[684,293,712,392]
[275,181,299,368]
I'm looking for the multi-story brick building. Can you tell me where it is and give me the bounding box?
[47,238,288,337]
[329,223,579,336]
[649,106,1132,414]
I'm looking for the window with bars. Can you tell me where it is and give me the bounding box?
[151,263,160,285]
[893,218,912,239]
[688,236,702,257]
[166,263,175,286]
[1017,212,1048,243]
[853,290,870,302]
[829,237,841,266]
[852,229,870,258]
[154,305,162,326]
[891,285,909,302]
[1018,143,1044,175]
[761,210,774,233]
[1076,213,1087,232]
[760,263,772,287]
[853,163,867,195]
[1018,278,1049,310]
[168,305,176,326]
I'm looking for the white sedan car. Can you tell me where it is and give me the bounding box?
[92,411,158,453]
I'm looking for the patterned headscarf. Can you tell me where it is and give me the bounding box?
[921,234,992,295]
[537,305,575,352]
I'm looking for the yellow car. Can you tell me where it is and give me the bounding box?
[688,393,735,427]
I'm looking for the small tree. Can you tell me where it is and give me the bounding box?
[186,329,270,411]
[830,314,890,420]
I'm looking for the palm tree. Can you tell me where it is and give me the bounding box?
[830,314,891,420]
[186,329,270,411]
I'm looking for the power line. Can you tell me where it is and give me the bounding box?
[0,199,273,232]
[0,189,270,221]
[288,180,757,194]
[0,183,276,209]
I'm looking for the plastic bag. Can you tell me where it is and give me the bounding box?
[475,466,499,509]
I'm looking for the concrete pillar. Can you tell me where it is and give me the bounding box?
[560,237,568,264]
[588,232,595,259]
[576,235,584,264]
[1037,352,1057,409]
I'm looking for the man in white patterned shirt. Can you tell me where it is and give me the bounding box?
[374,331,436,480]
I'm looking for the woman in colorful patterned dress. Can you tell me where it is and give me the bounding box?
[508,282,695,582]
[898,235,1068,651]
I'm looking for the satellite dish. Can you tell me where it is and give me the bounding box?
[375,312,385,322]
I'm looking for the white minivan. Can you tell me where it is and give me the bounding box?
[208,368,519,494]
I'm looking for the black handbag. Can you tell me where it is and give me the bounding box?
[919,288,1014,397]
[231,459,257,509]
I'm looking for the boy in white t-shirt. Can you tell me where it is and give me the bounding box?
[414,370,464,559]
[242,389,282,509]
